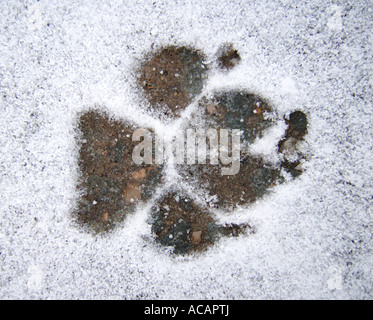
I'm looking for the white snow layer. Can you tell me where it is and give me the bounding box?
[0,0,372,299]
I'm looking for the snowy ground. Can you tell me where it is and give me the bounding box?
[0,0,372,299]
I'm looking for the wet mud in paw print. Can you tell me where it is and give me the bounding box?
[179,155,282,209]
[278,111,308,177]
[150,191,252,255]
[198,91,274,145]
[74,110,162,233]
[74,43,309,254]
[217,43,241,70]
[138,46,208,118]
[178,91,307,209]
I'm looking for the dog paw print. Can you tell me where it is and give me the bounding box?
[74,44,309,255]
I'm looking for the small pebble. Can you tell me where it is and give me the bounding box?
[191,231,202,244]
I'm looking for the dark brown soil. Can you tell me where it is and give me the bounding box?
[217,44,241,70]
[74,110,162,233]
[150,191,252,254]
[282,111,308,141]
[178,91,282,209]
[278,111,308,177]
[138,46,208,118]
[199,91,274,144]
[180,156,281,209]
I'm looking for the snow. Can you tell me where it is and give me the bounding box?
[0,0,372,299]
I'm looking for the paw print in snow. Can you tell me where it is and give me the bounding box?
[74,44,308,255]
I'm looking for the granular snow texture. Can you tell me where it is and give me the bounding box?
[0,0,372,299]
